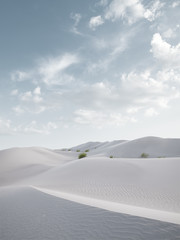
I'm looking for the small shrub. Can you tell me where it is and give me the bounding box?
[140,153,149,158]
[85,149,89,152]
[76,149,80,152]
[78,153,87,159]
[110,155,113,158]
[68,149,71,151]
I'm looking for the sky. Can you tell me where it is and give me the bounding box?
[0,0,180,149]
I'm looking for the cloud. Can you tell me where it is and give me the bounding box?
[144,0,165,22]
[172,1,180,8]
[0,116,57,136]
[11,70,31,82]
[145,107,158,117]
[10,89,18,96]
[22,121,57,135]
[121,69,180,109]
[89,16,104,30]
[0,118,12,135]
[96,0,109,7]
[70,13,82,35]
[11,53,80,86]
[33,86,41,95]
[89,29,135,74]
[74,109,136,128]
[62,66,180,129]
[13,105,24,114]
[20,87,43,103]
[38,53,79,85]
[162,28,176,39]
[12,86,48,114]
[104,0,145,24]
[151,33,180,68]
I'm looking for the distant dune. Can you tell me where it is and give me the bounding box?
[71,136,180,158]
[0,137,180,239]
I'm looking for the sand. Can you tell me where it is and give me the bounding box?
[0,136,180,239]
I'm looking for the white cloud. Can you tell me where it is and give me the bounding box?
[0,117,57,135]
[89,16,104,30]
[151,33,180,68]
[20,91,32,101]
[22,121,57,135]
[13,105,24,114]
[11,53,79,87]
[89,30,135,74]
[105,0,145,24]
[126,106,141,114]
[10,89,18,96]
[144,0,165,22]
[145,107,158,117]
[97,0,109,7]
[0,118,12,135]
[172,1,180,8]
[74,109,136,128]
[11,70,31,82]
[162,28,176,39]
[121,70,166,94]
[20,87,43,103]
[38,53,79,85]
[70,13,82,35]
[33,86,41,95]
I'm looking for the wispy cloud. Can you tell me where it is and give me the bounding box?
[70,13,82,35]
[0,118,12,135]
[22,121,57,135]
[20,87,43,103]
[11,53,80,86]
[11,70,32,82]
[74,109,136,128]
[38,54,79,85]
[145,107,158,117]
[172,1,180,8]
[144,0,165,22]
[104,0,145,24]
[0,118,57,136]
[10,89,18,96]
[89,16,104,30]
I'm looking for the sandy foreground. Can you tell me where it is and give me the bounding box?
[0,137,180,239]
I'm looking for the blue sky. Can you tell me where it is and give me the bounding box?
[0,0,180,149]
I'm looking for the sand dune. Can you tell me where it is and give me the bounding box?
[69,137,180,158]
[0,137,180,239]
[1,186,180,240]
[32,157,180,218]
[0,147,77,186]
[70,140,127,154]
[107,137,180,158]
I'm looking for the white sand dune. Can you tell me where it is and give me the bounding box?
[0,147,77,186]
[70,140,127,153]
[0,136,180,239]
[106,136,180,158]
[69,137,180,158]
[31,157,180,222]
[1,186,180,240]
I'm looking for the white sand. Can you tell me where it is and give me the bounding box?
[0,137,180,238]
[1,186,179,240]
[33,186,180,224]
